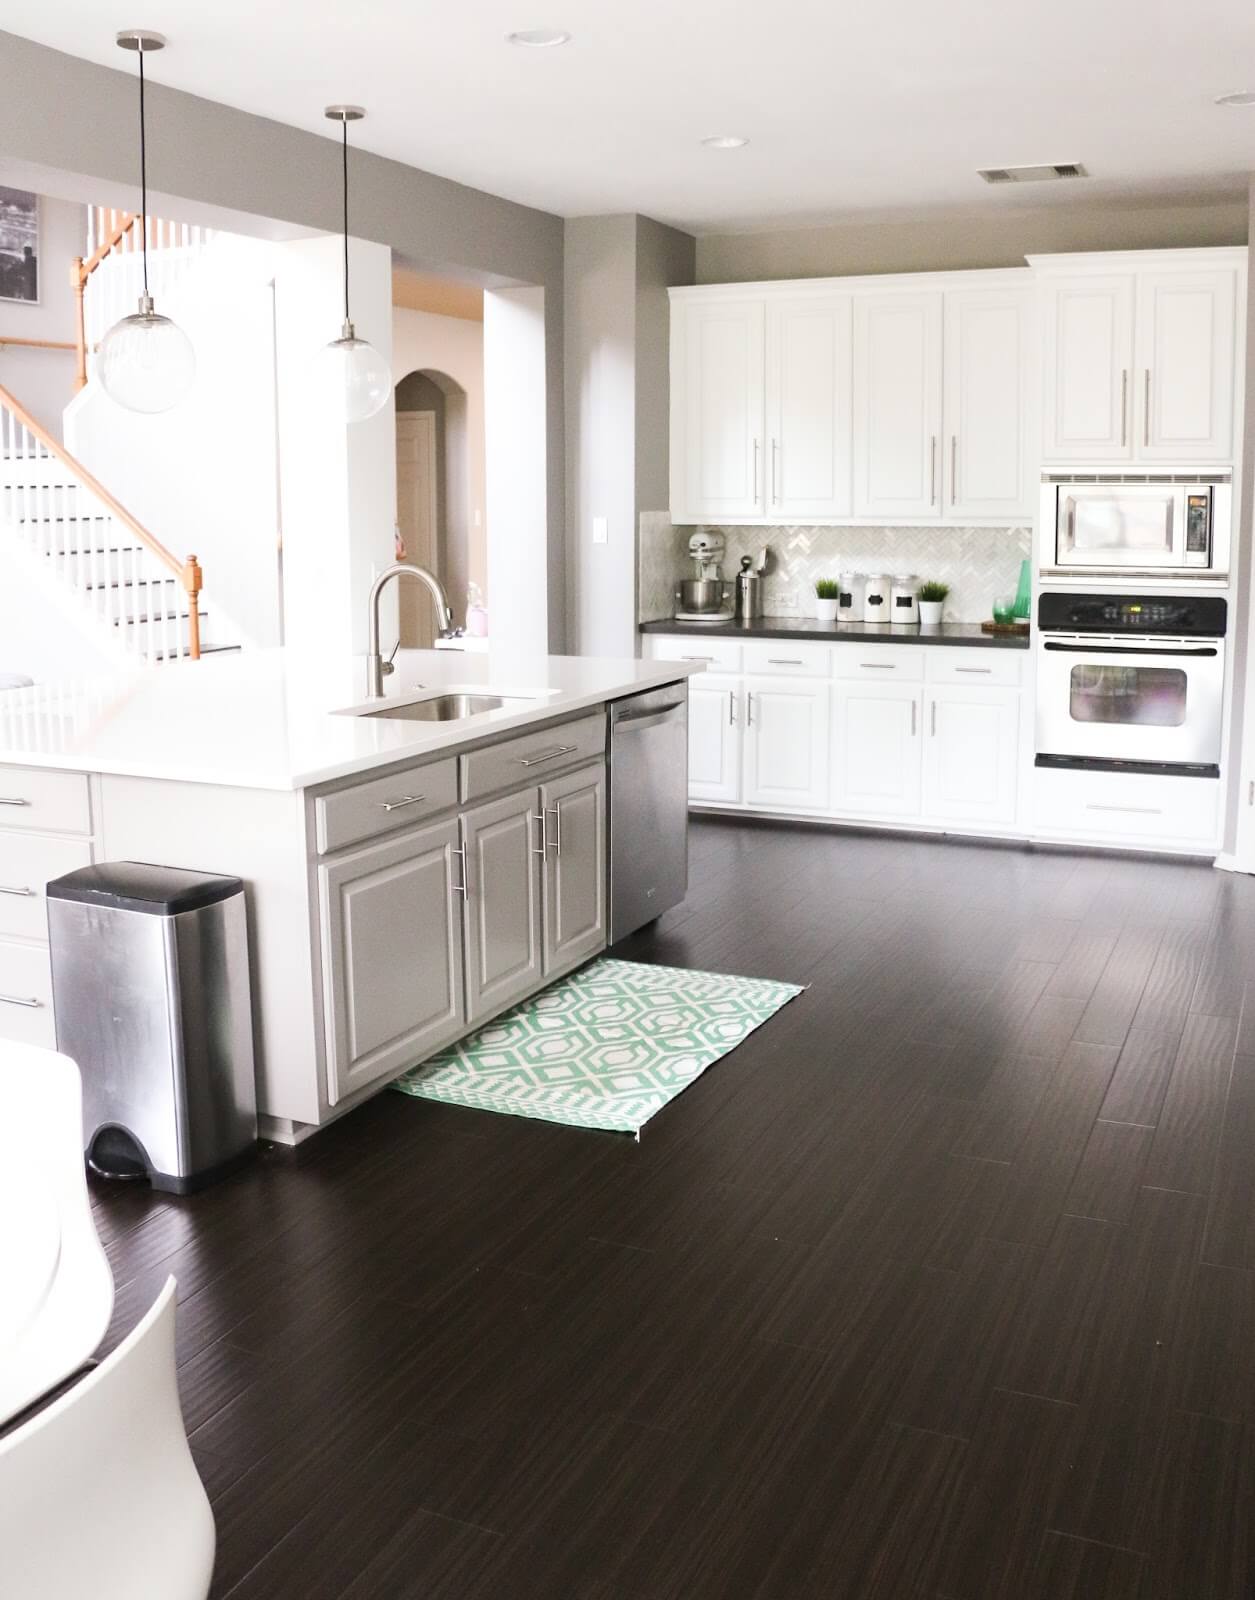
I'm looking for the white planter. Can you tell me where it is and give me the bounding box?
[918,600,945,626]
[815,597,840,623]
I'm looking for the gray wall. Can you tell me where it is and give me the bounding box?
[696,192,1249,283]
[563,215,694,658]
[0,29,569,649]
[0,193,83,437]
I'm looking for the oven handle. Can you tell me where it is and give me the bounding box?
[1041,641,1219,659]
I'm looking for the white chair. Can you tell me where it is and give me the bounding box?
[0,1276,216,1600]
[0,1043,114,1425]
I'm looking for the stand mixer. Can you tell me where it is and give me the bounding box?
[674,532,734,622]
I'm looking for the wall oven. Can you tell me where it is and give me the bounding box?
[1040,473,1231,581]
[1035,592,1227,777]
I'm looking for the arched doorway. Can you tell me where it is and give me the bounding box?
[395,367,470,646]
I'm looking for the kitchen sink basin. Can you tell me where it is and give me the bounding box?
[360,693,528,722]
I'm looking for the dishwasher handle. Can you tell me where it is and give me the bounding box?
[613,702,685,733]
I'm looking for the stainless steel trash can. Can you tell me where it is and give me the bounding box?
[47,862,257,1194]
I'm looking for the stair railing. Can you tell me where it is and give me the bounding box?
[0,382,202,661]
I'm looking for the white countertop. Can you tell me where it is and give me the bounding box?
[0,648,699,792]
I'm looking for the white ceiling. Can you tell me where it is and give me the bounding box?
[4,0,1255,233]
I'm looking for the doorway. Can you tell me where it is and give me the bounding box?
[395,409,438,646]
[394,367,472,646]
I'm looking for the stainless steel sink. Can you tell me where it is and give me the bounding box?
[360,693,526,722]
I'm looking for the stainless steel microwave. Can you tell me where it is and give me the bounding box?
[1040,473,1231,580]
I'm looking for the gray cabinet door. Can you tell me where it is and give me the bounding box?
[461,788,544,1024]
[319,817,465,1106]
[541,761,607,975]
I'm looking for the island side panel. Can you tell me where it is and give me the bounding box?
[95,774,323,1129]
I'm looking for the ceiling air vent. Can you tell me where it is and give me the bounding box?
[977,162,1088,184]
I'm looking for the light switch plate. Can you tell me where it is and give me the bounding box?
[592,516,608,546]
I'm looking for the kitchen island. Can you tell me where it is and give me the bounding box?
[0,648,698,1140]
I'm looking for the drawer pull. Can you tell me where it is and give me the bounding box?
[859,662,896,670]
[767,658,805,666]
[681,655,714,662]
[1086,803,1163,817]
[0,992,41,1009]
[519,744,578,769]
[0,884,35,897]
[379,794,424,813]
[546,803,562,857]
[954,667,992,675]
[0,797,30,808]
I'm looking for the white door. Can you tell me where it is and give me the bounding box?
[944,287,1034,522]
[1041,274,1135,462]
[1135,268,1237,462]
[688,676,743,805]
[852,291,944,519]
[396,411,439,646]
[319,819,465,1105]
[832,682,923,817]
[743,677,830,811]
[923,686,1019,826]
[673,298,766,520]
[766,295,852,519]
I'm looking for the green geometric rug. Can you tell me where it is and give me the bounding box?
[392,957,803,1135]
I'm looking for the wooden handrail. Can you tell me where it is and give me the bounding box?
[0,380,201,659]
[70,212,137,394]
[0,338,76,352]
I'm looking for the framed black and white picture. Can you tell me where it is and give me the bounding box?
[0,188,38,305]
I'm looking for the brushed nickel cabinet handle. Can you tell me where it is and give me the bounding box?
[767,658,805,666]
[0,797,30,808]
[453,844,468,899]
[772,438,779,504]
[911,700,917,737]
[746,691,754,727]
[1087,802,1162,816]
[1144,369,1151,447]
[930,700,937,737]
[930,436,937,505]
[860,662,895,670]
[728,690,736,726]
[950,436,957,506]
[379,794,424,813]
[0,992,40,1008]
[519,744,578,768]
[1120,369,1128,446]
[681,654,714,662]
[955,667,992,675]
[530,812,547,856]
[753,438,760,502]
[546,803,562,856]
[0,884,35,897]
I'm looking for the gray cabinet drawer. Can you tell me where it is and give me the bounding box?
[316,758,458,854]
[0,833,93,941]
[0,765,91,835]
[460,713,606,804]
[0,938,55,1049]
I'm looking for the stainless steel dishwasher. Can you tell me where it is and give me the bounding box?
[608,682,689,942]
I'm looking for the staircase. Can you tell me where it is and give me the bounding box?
[0,385,232,666]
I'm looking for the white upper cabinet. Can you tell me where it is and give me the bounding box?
[672,297,765,520]
[1136,267,1237,461]
[1040,274,1135,461]
[766,296,853,519]
[853,291,944,519]
[944,287,1034,521]
[1038,252,1242,465]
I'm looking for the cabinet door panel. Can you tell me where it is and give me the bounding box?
[832,683,922,817]
[1136,268,1236,461]
[541,762,607,973]
[688,678,742,804]
[923,687,1019,826]
[462,789,543,1025]
[767,295,852,519]
[944,288,1033,521]
[320,819,465,1105]
[675,299,765,519]
[853,292,943,518]
[744,678,830,812]
[1041,275,1134,461]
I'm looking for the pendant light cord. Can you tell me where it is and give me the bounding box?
[138,47,149,298]
[341,118,350,326]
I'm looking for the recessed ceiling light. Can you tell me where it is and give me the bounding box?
[701,135,749,150]
[506,28,571,47]
[1215,90,1255,106]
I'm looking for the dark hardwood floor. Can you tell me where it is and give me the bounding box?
[91,817,1255,1598]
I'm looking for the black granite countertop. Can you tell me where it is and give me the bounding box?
[639,615,1030,650]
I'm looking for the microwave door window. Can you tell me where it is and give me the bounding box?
[1065,495,1174,560]
[1069,664,1188,727]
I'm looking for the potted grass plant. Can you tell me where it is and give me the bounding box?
[918,580,949,626]
[815,577,841,623]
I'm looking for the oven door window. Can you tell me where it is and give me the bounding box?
[1069,664,1187,727]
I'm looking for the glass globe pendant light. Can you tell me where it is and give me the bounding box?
[318,105,391,424]
[97,30,195,414]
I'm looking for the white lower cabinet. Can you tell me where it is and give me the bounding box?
[832,682,922,816]
[319,818,467,1105]
[922,686,1020,825]
[744,677,830,811]
[689,676,743,803]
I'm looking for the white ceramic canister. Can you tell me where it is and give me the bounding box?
[861,573,890,624]
[890,575,920,626]
[839,571,863,617]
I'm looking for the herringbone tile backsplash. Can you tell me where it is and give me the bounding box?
[638,518,1032,625]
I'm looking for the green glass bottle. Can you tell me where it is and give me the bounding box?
[1012,558,1031,622]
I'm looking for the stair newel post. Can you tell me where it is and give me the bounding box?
[183,555,203,660]
[69,258,88,393]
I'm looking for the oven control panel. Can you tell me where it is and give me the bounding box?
[1038,592,1228,637]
